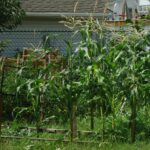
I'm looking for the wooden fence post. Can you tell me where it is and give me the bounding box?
[70,100,77,142]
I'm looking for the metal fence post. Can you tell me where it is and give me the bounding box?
[0,63,5,135]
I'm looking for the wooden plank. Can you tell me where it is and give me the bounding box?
[2,126,96,135]
[22,48,32,56]
[27,127,68,134]
[106,21,126,27]
[4,58,19,66]
[0,135,99,144]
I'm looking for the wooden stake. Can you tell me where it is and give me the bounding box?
[70,100,77,142]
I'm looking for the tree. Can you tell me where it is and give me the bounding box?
[0,0,25,31]
[0,0,25,52]
[0,0,24,135]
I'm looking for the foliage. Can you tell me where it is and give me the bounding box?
[0,0,25,31]
[2,138,150,150]
[0,40,11,54]
[1,17,150,143]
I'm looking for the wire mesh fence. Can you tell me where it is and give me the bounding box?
[0,30,81,57]
[1,26,149,57]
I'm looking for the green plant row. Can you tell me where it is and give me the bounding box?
[1,18,150,143]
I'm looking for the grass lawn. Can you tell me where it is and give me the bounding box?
[1,139,150,150]
[1,121,150,150]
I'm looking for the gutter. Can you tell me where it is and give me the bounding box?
[26,12,110,17]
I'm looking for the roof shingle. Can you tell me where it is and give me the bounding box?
[21,0,111,13]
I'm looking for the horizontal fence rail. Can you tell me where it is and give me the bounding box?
[0,135,100,145]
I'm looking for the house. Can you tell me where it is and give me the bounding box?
[107,0,138,21]
[20,0,110,31]
[2,0,147,57]
[138,0,150,16]
[126,0,138,19]
[0,0,112,57]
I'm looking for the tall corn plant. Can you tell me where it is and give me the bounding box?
[75,18,116,138]
[109,29,150,143]
[61,39,83,141]
[64,18,150,142]
[17,48,51,137]
[64,17,114,140]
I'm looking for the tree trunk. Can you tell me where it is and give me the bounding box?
[70,100,77,142]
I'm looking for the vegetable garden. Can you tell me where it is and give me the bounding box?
[0,18,150,146]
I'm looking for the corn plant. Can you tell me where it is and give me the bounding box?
[109,28,150,142]
[16,48,51,137]
[12,17,150,143]
[64,17,150,142]
[63,18,113,141]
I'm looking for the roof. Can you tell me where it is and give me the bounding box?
[113,0,126,14]
[21,0,113,17]
[108,0,138,12]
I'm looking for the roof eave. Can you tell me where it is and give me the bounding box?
[26,12,109,18]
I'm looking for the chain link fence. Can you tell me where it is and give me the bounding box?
[2,27,145,57]
[0,30,81,57]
